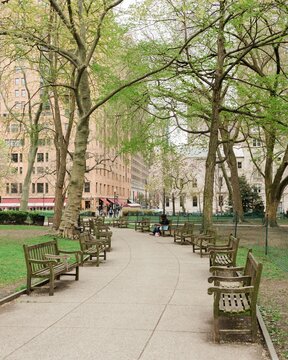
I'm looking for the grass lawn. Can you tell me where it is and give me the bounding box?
[0,225,80,289]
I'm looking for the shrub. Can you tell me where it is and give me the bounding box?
[0,210,28,224]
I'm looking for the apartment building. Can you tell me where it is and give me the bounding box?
[0,62,149,213]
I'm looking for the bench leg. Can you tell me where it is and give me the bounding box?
[49,273,55,296]
[75,266,79,281]
[26,276,32,295]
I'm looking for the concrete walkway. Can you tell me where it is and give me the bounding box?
[0,228,268,360]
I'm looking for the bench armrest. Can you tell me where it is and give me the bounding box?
[208,275,251,284]
[28,259,57,265]
[208,285,254,295]
[209,266,244,273]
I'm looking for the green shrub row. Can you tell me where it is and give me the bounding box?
[0,211,45,225]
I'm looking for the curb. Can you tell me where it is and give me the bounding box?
[257,306,279,360]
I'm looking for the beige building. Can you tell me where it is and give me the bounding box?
[0,62,149,213]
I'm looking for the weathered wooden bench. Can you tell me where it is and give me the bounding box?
[173,222,194,245]
[93,224,112,251]
[208,235,240,267]
[79,232,107,266]
[207,249,263,342]
[23,239,80,296]
[135,218,151,232]
[47,216,54,226]
[192,228,217,257]
[159,220,172,237]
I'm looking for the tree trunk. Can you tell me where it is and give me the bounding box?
[60,68,91,237]
[172,192,175,216]
[19,104,42,211]
[202,1,225,232]
[20,142,38,211]
[220,134,244,222]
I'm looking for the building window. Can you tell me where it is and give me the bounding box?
[192,196,197,207]
[21,89,26,97]
[45,183,49,193]
[37,153,44,162]
[253,138,261,147]
[6,139,24,147]
[85,201,91,209]
[19,183,22,193]
[166,197,169,207]
[19,167,23,174]
[11,183,18,194]
[11,153,18,162]
[192,179,197,188]
[37,183,44,193]
[237,162,242,169]
[15,90,19,97]
[219,176,223,187]
[45,153,49,161]
[21,78,25,85]
[84,182,90,193]
[219,195,224,207]
[32,183,35,193]
[6,183,9,194]
[15,78,20,85]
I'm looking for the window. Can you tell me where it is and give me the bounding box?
[21,78,25,85]
[165,197,169,207]
[37,183,44,193]
[37,153,44,162]
[19,183,22,193]
[19,167,23,174]
[219,195,224,207]
[15,78,20,85]
[45,183,49,193]
[192,179,197,188]
[84,182,90,193]
[237,162,242,169]
[193,196,197,207]
[15,90,19,97]
[15,66,21,72]
[11,183,18,193]
[253,138,261,147]
[6,139,24,147]
[32,183,35,193]
[85,201,91,209]
[21,89,26,97]
[10,123,19,133]
[45,153,49,161]
[19,153,22,162]
[6,183,9,194]
[11,153,18,162]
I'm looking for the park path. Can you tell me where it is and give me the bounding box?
[0,228,268,360]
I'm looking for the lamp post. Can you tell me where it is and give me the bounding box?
[113,189,116,218]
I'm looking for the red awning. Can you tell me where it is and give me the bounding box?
[106,198,117,204]
[99,198,110,206]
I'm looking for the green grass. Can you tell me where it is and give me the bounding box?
[237,246,287,279]
[0,232,80,288]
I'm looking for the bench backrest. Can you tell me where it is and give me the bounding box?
[244,249,263,303]
[23,240,59,274]
[79,232,92,251]
[229,235,240,266]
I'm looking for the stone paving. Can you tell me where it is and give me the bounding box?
[0,228,269,360]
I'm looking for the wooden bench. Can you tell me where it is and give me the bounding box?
[23,240,80,296]
[79,232,107,266]
[47,216,54,226]
[173,222,194,245]
[159,220,172,237]
[207,249,263,342]
[208,235,240,267]
[93,224,112,251]
[192,228,217,257]
[135,218,151,232]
